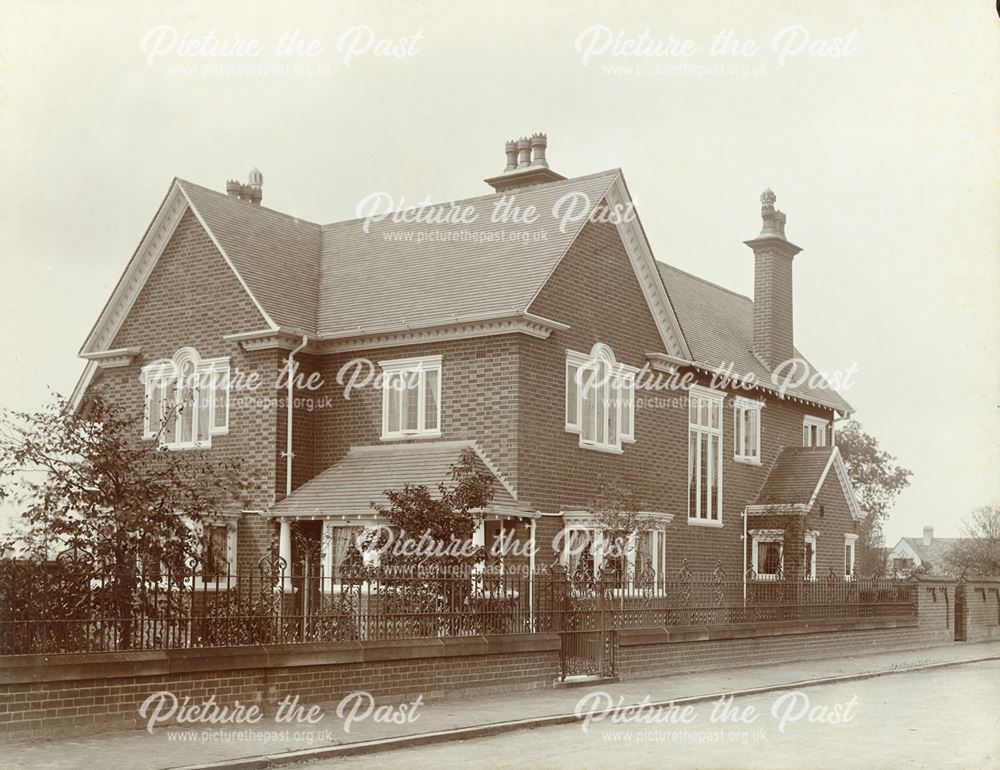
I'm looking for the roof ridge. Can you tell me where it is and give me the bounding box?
[320,169,623,229]
[176,178,323,229]
[658,260,752,303]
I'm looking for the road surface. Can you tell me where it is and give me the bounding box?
[301,659,1000,769]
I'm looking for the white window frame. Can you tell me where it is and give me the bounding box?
[142,348,230,450]
[804,531,818,580]
[750,529,784,579]
[688,384,725,527]
[733,397,763,465]
[844,533,858,579]
[803,415,829,447]
[379,355,442,440]
[565,343,637,454]
[560,517,668,585]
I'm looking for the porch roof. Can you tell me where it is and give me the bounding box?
[753,446,835,508]
[268,440,536,520]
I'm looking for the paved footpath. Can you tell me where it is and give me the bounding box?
[4,641,1000,770]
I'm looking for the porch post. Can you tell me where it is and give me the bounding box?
[473,520,485,574]
[320,520,334,594]
[279,518,293,591]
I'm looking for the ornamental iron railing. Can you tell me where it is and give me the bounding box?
[0,552,916,656]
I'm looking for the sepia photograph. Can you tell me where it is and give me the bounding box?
[0,2,998,768]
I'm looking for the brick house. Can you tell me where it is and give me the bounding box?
[71,134,864,587]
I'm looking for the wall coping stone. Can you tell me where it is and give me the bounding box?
[0,633,561,686]
[616,615,917,647]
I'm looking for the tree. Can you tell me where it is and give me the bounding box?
[834,421,912,575]
[0,393,245,649]
[365,449,494,571]
[944,506,1000,577]
[585,480,657,583]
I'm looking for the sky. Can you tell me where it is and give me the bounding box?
[0,1,997,544]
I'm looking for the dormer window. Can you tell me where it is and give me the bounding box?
[142,348,230,449]
[565,343,636,454]
[380,355,442,440]
[803,415,829,447]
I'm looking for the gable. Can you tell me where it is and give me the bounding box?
[524,174,688,359]
[109,210,270,352]
[70,182,274,411]
[527,216,668,359]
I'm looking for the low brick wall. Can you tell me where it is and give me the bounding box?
[0,634,559,739]
[0,578,964,740]
[959,578,1000,643]
[616,577,956,680]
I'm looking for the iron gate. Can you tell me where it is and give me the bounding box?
[558,570,617,680]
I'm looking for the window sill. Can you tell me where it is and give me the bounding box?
[687,518,724,528]
[578,441,624,455]
[734,456,761,466]
[159,441,212,452]
[380,431,442,442]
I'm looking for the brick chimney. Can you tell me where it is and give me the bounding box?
[744,190,802,370]
[225,169,263,205]
[485,133,565,193]
[923,526,934,546]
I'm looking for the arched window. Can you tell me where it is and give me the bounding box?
[564,343,637,453]
[142,347,230,449]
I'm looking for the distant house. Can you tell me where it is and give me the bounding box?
[887,526,974,576]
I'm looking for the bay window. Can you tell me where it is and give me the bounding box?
[561,518,668,584]
[380,355,442,439]
[688,385,724,525]
[565,343,636,453]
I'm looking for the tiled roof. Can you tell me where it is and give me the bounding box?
[178,180,323,335]
[658,263,853,413]
[175,173,850,413]
[269,440,534,519]
[753,446,836,506]
[316,171,617,336]
[900,537,974,565]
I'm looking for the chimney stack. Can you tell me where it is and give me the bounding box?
[744,189,802,370]
[923,526,934,546]
[485,133,565,193]
[225,169,264,205]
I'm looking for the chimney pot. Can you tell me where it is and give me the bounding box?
[516,138,531,168]
[485,132,565,192]
[504,140,518,172]
[923,526,934,546]
[530,133,548,167]
[226,180,241,199]
[246,168,263,205]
